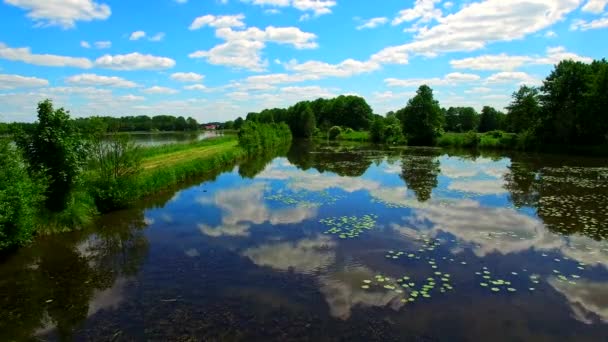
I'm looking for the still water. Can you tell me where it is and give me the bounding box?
[1,141,607,341]
[128,131,223,146]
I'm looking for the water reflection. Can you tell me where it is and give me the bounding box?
[197,183,318,237]
[400,149,440,202]
[0,210,148,341]
[2,141,608,340]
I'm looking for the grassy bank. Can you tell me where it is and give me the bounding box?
[138,137,245,196]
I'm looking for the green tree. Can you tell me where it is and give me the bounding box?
[234,117,244,130]
[16,100,87,212]
[478,106,500,132]
[458,107,479,132]
[397,85,444,145]
[0,141,45,250]
[328,126,342,140]
[539,60,592,144]
[370,117,386,143]
[506,86,541,133]
[301,105,316,138]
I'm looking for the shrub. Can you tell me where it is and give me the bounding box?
[0,141,45,250]
[87,133,143,212]
[238,121,292,154]
[328,126,342,140]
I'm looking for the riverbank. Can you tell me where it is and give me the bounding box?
[1,122,292,252]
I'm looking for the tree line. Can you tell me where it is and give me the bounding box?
[0,114,200,135]
[226,58,607,149]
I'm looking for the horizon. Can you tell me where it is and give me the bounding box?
[0,0,607,123]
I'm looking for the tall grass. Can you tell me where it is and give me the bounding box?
[140,136,235,158]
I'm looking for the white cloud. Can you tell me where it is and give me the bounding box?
[80,41,91,48]
[356,17,388,30]
[581,0,608,13]
[241,0,336,17]
[189,26,317,71]
[189,14,246,30]
[4,0,111,28]
[464,86,493,94]
[545,30,558,38]
[385,72,480,87]
[244,73,319,85]
[65,73,137,88]
[129,30,146,40]
[448,179,508,195]
[450,46,592,71]
[95,53,176,70]
[149,32,165,42]
[184,84,207,91]
[170,72,204,82]
[94,41,111,49]
[0,73,49,89]
[190,39,267,71]
[571,14,608,30]
[141,86,178,94]
[376,0,582,61]
[285,59,380,78]
[485,71,541,85]
[0,42,93,68]
[392,0,442,26]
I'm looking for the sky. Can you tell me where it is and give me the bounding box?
[0,0,606,123]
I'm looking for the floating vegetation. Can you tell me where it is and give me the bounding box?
[266,190,345,207]
[476,269,519,294]
[319,214,378,239]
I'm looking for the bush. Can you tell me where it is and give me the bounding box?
[238,121,292,154]
[87,133,143,212]
[485,130,504,138]
[0,141,45,250]
[328,126,342,140]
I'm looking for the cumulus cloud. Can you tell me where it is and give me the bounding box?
[240,0,336,17]
[170,72,204,82]
[356,17,388,30]
[484,71,541,86]
[581,0,608,13]
[141,86,178,94]
[95,53,176,70]
[450,46,593,71]
[0,42,93,68]
[285,58,380,78]
[385,72,480,87]
[129,31,146,40]
[392,0,442,26]
[5,0,111,28]
[189,26,317,71]
[65,73,137,88]
[189,14,246,30]
[375,0,582,62]
[0,73,49,89]
[571,15,608,31]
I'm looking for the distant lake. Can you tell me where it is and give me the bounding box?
[1,141,607,341]
[125,131,225,146]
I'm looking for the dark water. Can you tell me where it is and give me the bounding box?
[2,141,608,341]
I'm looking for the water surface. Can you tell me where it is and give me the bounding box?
[1,141,607,341]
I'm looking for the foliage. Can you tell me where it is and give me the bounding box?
[370,116,405,144]
[243,95,373,137]
[444,107,480,132]
[73,115,199,132]
[397,85,444,145]
[538,59,608,145]
[336,130,370,142]
[237,121,292,154]
[506,86,541,133]
[0,141,45,250]
[15,100,88,212]
[478,106,502,133]
[437,131,480,148]
[328,126,342,140]
[87,133,143,213]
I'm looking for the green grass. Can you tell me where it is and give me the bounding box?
[437,131,517,150]
[337,130,370,142]
[140,136,236,159]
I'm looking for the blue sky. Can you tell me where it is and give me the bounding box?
[0,0,606,123]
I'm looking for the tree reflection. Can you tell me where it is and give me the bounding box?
[239,144,290,179]
[0,209,149,341]
[400,149,441,202]
[287,141,375,177]
[503,154,608,240]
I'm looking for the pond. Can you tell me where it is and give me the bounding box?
[1,141,607,341]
